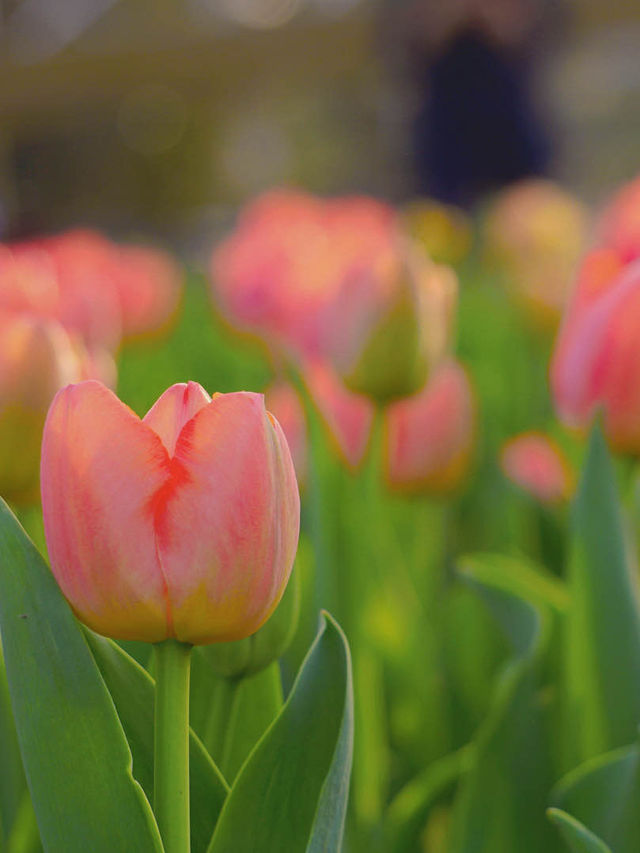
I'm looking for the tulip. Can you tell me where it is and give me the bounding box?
[384,360,475,494]
[326,244,457,405]
[402,198,471,265]
[484,179,587,326]
[111,245,182,341]
[551,258,640,453]
[41,380,300,644]
[264,381,308,484]
[597,173,640,262]
[210,189,397,360]
[500,433,574,504]
[0,314,82,503]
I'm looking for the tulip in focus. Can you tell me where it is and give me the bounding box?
[384,360,475,494]
[0,315,83,503]
[485,179,588,326]
[326,243,457,405]
[41,381,300,644]
[500,433,574,504]
[551,258,640,454]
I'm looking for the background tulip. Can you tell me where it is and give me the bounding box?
[551,259,640,453]
[0,314,83,503]
[597,173,640,262]
[383,359,475,494]
[500,432,574,504]
[41,380,300,644]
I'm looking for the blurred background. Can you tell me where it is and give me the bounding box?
[0,0,638,254]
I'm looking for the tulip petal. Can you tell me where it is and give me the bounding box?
[41,381,171,641]
[155,392,300,644]
[143,381,211,457]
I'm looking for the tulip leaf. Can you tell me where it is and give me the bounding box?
[384,746,472,853]
[448,556,556,853]
[0,650,27,846]
[84,631,229,853]
[207,612,353,853]
[547,808,612,853]
[0,498,163,852]
[565,423,640,764]
[550,740,640,853]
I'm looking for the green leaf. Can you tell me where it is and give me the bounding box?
[0,498,163,852]
[207,612,353,853]
[84,632,229,853]
[551,740,640,853]
[0,650,27,845]
[448,556,557,853]
[384,746,472,853]
[565,424,640,764]
[547,808,612,852]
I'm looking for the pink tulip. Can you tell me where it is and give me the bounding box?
[211,189,397,360]
[264,381,308,484]
[111,245,182,341]
[550,258,640,453]
[384,360,475,494]
[0,314,83,503]
[501,433,574,504]
[41,381,300,644]
[597,174,640,262]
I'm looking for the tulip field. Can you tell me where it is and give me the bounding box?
[1,175,640,853]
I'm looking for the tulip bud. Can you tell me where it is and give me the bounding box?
[551,259,640,453]
[327,243,457,405]
[500,433,574,504]
[0,315,82,503]
[201,568,300,679]
[41,380,300,644]
[383,359,475,494]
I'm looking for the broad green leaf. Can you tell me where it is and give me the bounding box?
[0,650,26,845]
[547,808,612,852]
[566,424,640,764]
[207,612,353,853]
[551,741,640,853]
[384,746,472,853]
[448,558,557,853]
[0,498,163,852]
[85,632,229,853]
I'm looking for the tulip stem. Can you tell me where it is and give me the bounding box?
[154,639,192,853]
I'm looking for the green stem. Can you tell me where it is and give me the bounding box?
[154,639,192,853]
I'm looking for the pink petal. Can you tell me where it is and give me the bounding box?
[143,381,211,457]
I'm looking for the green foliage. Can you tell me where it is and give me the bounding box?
[0,498,163,852]
[548,808,612,853]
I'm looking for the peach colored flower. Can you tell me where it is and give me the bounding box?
[41,381,300,644]
[501,432,574,504]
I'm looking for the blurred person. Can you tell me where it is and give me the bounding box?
[385,0,559,207]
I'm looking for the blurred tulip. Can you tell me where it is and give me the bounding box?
[210,189,397,360]
[384,360,475,494]
[0,314,83,503]
[41,380,300,644]
[597,173,640,262]
[266,361,375,476]
[111,245,182,341]
[500,432,574,504]
[551,259,640,453]
[402,199,472,265]
[264,381,308,484]
[326,244,457,405]
[485,179,588,326]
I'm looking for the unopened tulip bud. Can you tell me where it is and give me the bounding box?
[0,315,82,503]
[41,380,300,644]
[384,359,475,494]
[327,243,456,405]
[201,568,300,679]
[500,433,574,504]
